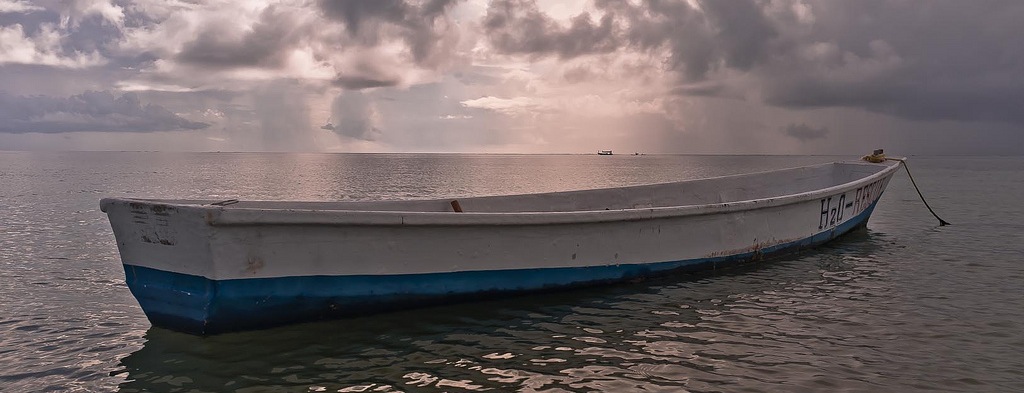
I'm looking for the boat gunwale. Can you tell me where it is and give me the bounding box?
[102,160,900,227]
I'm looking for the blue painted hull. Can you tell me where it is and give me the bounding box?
[124,202,879,335]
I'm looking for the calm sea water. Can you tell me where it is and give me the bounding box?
[1,152,1022,392]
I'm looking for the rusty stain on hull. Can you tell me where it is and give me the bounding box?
[703,236,801,260]
[245,256,265,275]
[130,202,179,246]
[140,234,176,246]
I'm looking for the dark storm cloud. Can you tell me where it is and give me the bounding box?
[401,0,461,65]
[697,1,775,71]
[168,1,462,88]
[484,0,773,78]
[176,6,304,69]
[61,15,121,57]
[0,8,59,35]
[329,57,406,90]
[0,6,123,67]
[0,3,160,71]
[782,123,829,141]
[756,1,1024,126]
[670,83,725,97]
[603,0,777,79]
[319,0,406,33]
[488,0,1024,126]
[763,79,1024,125]
[597,0,777,80]
[0,91,209,133]
[332,75,401,89]
[483,0,618,58]
[317,0,461,65]
[318,0,457,32]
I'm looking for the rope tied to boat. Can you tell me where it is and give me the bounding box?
[863,150,949,226]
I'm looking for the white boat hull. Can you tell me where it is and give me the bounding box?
[101,160,899,334]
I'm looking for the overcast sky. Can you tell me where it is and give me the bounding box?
[1,0,1022,154]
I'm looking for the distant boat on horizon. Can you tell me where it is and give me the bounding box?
[598,150,613,155]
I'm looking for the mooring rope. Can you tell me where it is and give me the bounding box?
[862,150,949,226]
[886,157,951,226]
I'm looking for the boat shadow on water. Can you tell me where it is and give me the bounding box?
[114,228,894,392]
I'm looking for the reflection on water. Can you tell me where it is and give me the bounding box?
[1,153,1023,392]
[115,232,898,393]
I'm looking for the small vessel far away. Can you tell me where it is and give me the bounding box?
[598,150,613,155]
[101,158,901,334]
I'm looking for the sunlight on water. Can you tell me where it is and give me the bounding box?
[1,152,1022,392]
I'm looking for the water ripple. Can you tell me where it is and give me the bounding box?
[1,153,1022,392]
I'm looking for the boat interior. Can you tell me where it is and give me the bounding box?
[167,162,889,213]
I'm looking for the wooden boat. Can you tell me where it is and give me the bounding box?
[101,159,900,334]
